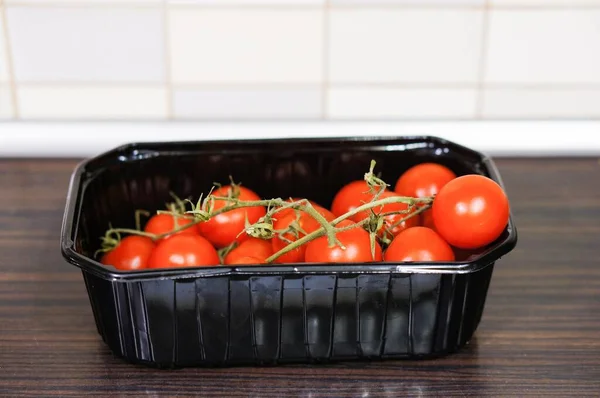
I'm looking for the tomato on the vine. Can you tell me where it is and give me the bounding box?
[432,174,510,249]
[100,235,155,271]
[224,237,273,265]
[197,185,266,248]
[144,213,198,240]
[350,190,420,239]
[277,198,322,219]
[384,227,454,262]
[304,220,382,263]
[271,204,335,263]
[147,234,220,269]
[394,163,456,198]
[331,180,385,218]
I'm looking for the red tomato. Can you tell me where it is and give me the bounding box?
[394,163,457,198]
[100,235,155,271]
[147,234,220,269]
[197,185,266,248]
[331,180,386,218]
[228,256,266,265]
[224,237,273,265]
[271,204,335,263]
[384,227,454,262]
[144,213,198,240]
[304,220,383,263]
[432,174,510,249]
[421,209,436,231]
[350,191,420,239]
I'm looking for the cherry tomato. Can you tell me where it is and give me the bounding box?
[304,220,383,263]
[394,163,457,198]
[147,234,220,269]
[197,185,266,248]
[271,204,335,263]
[228,256,266,265]
[224,237,273,265]
[100,235,155,271]
[350,191,420,240]
[144,213,198,240]
[421,209,436,231]
[331,180,385,218]
[384,227,454,262]
[432,174,510,249]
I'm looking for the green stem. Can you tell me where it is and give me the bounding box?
[300,201,340,247]
[388,203,432,230]
[109,194,433,248]
[264,218,369,263]
[263,196,432,263]
[106,228,157,240]
[134,210,150,232]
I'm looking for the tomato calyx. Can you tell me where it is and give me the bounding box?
[243,213,277,240]
[94,226,122,258]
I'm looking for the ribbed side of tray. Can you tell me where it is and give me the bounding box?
[82,264,494,367]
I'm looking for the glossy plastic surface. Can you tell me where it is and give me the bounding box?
[61,136,517,367]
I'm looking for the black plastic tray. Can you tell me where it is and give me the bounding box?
[60,136,517,368]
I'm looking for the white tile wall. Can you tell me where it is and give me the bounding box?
[482,89,600,118]
[169,9,323,84]
[6,6,165,82]
[491,0,600,6]
[328,88,477,119]
[0,85,14,119]
[17,85,167,119]
[0,1,599,121]
[0,14,9,83]
[331,1,485,5]
[329,9,483,84]
[173,87,321,119]
[6,0,161,3]
[485,10,600,84]
[169,0,324,4]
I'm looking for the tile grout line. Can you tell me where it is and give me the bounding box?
[475,0,491,119]
[322,0,329,120]
[4,2,600,10]
[163,0,173,120]
[1,3,19,119]
[12,82,600,90]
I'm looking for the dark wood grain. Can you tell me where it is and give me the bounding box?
[1,157,599,397]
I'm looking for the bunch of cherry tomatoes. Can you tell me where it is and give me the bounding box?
[99,162,510,271]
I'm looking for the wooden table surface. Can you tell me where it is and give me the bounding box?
[0,158,599,397]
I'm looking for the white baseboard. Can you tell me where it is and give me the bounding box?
[1,120,600,157]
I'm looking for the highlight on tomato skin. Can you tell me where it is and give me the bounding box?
[384,227,455,262]
[228,256,266,266]
[331,180,386,218]
[394,163,457,198]
[432,174,510,250]
[224,237,273,265]
[100,235,155,271]
[143,213,199,240]
[304,220,383,264]
[147,234,220,269]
